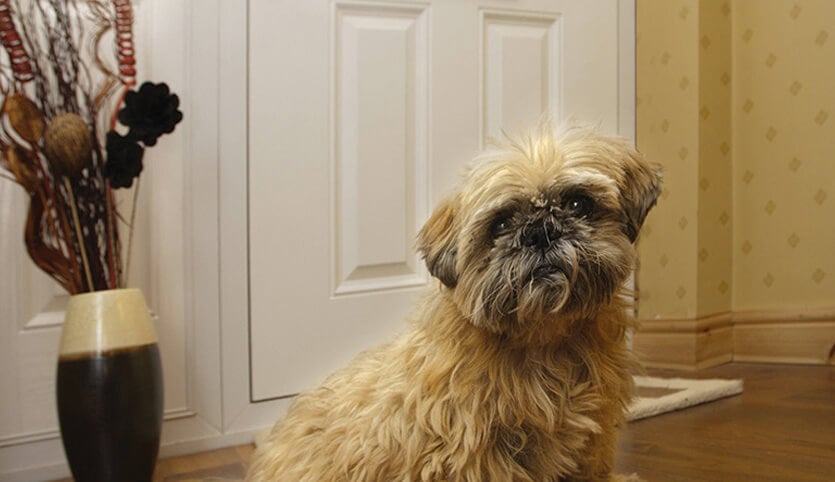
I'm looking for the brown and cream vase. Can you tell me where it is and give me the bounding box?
[56,288,164,481]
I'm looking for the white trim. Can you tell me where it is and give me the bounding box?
[181,0,224,433]
[0,407,196,449]
[218,0,252,427]
[217,0,295,431]
[617,0,637,324]
[618,0,636,144]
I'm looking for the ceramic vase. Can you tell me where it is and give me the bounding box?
[56,288,164,482]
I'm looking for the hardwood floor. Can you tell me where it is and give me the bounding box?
[52,363,834,481]
[151,444,254,481]
[616,363,835,481]
[52,445,254,482]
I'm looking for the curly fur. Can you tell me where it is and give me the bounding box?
[248,124,661,482]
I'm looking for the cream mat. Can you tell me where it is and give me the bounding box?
[627,376,743,421]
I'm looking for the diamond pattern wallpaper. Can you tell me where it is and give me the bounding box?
[636,0,834,319]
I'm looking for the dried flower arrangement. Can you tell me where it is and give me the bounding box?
[0,0,182,294]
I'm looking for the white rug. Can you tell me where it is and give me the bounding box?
[627,376,743,421]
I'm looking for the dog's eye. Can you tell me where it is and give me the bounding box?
[489,215,511,238]
[563,195,594,218]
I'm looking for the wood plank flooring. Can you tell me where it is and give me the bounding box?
[152,444,254,481]
[616,363,835,481]
[53,363,833,481]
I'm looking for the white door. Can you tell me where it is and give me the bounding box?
[248,0,627,401]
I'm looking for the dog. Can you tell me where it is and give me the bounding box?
[247,123,662,481]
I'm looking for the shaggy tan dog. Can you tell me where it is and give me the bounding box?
[248,125,661,481]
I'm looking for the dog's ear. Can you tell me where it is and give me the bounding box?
[417,196,459,288]
[619,152,663,243]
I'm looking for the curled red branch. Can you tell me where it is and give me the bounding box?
[113,0,136,87]
[25,194,77,293]
[0,0,34,83]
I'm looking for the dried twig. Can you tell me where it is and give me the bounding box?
[1,0,181,294]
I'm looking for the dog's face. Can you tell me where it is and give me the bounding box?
[418,126,662,338]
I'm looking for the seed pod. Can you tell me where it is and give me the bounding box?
[4,93,45,143]
[43,113,93,177]
[6,145,38,191]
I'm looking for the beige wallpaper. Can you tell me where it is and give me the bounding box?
[637,0,834,319]
[697,0,733,317]
[731,0,834,311]
[636,0,701,319]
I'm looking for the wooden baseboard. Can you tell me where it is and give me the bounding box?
[633,317,733,371]
[734,321,835,365]
[634,308,835,370]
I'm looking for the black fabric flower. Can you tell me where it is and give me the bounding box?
[117,82,183,146]
[104,130,144,188]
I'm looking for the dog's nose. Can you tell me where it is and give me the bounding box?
[522,221,560,249]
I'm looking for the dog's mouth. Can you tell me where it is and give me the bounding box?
[531,264,562,280]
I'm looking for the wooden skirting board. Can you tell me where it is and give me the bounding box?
[633,307,835,370]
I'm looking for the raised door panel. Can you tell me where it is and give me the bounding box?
[481,10,561,145]
[333,4,429,295]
